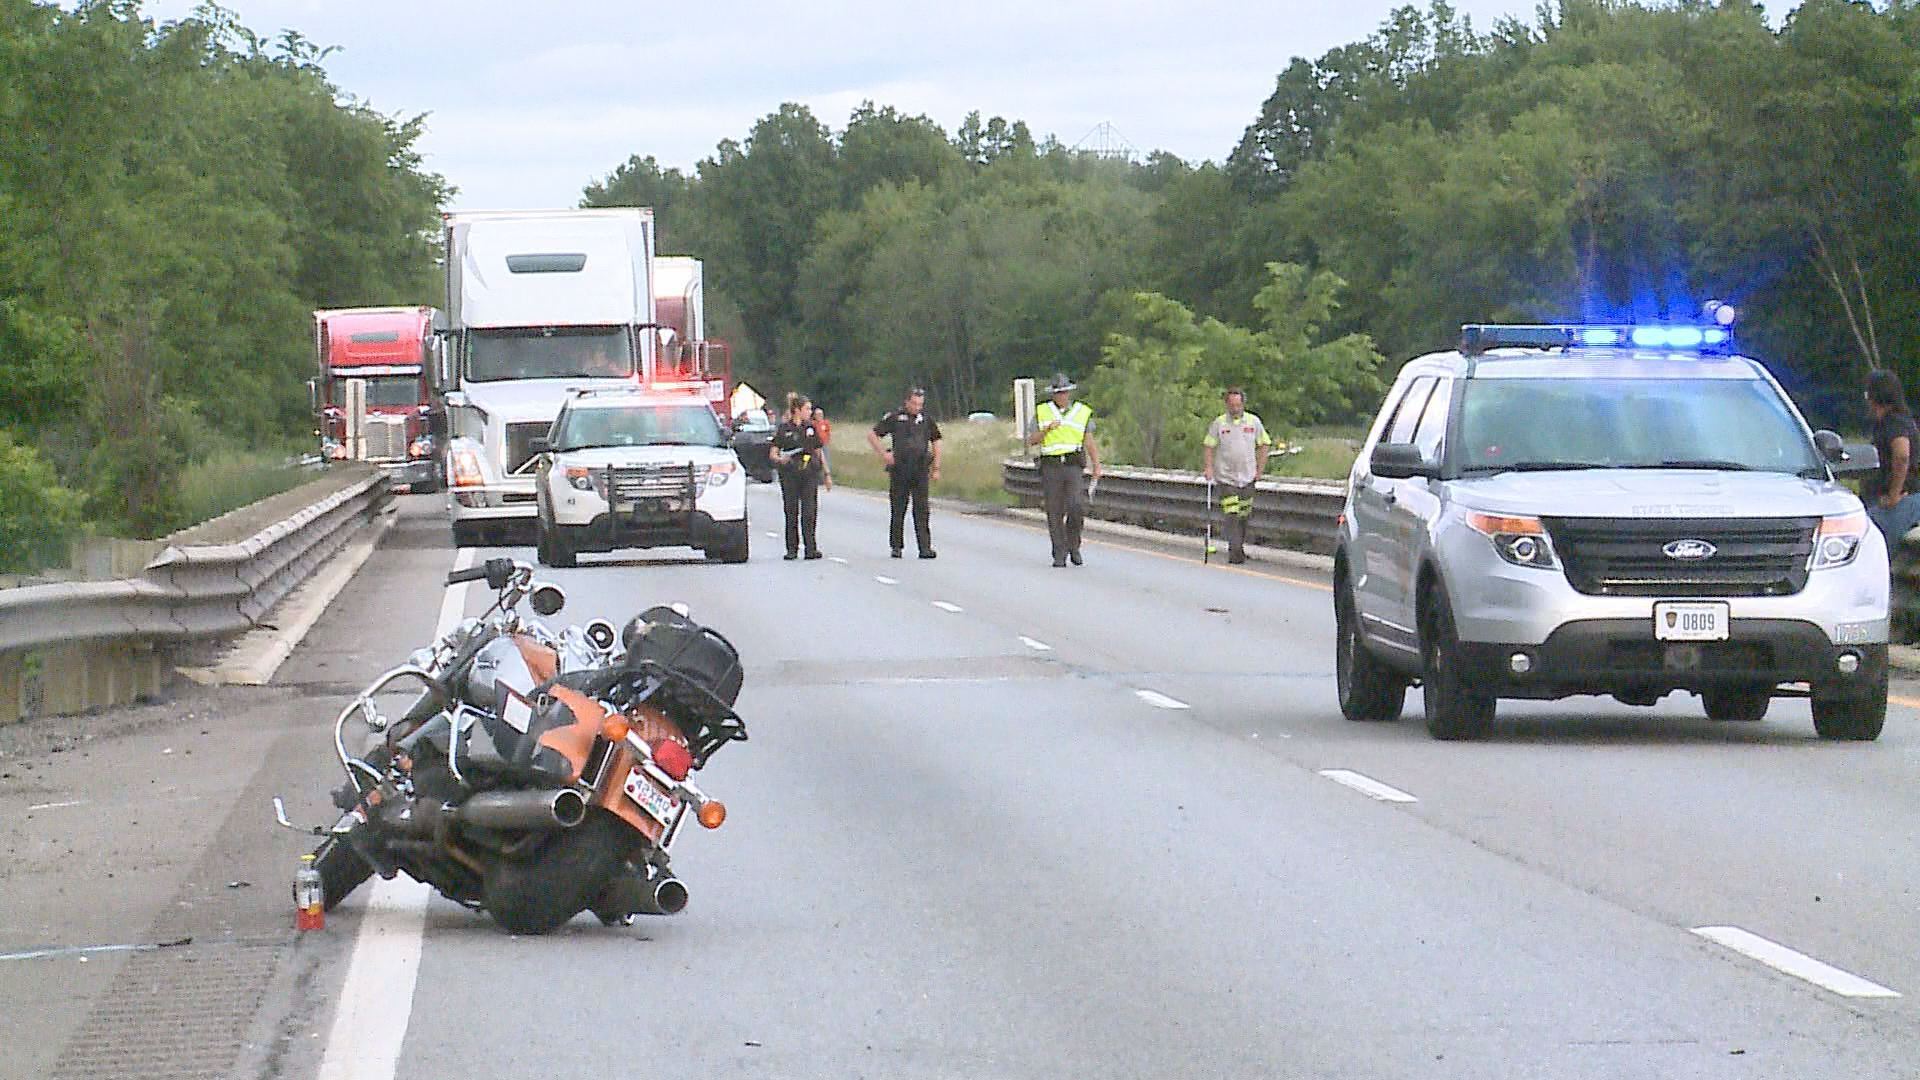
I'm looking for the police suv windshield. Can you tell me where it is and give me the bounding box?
[1455,377,1824,477]
[555,403,725,451]
[467,327,633,382]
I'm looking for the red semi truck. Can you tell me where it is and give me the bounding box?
[311,306,445,492]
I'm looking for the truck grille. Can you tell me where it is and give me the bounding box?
[1543,517,1817,598]
[609,464,697,505]
[505,422,549,474]
[361,416,409,461]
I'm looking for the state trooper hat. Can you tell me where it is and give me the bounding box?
[1046,372,1076,393]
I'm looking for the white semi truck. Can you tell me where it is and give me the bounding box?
[439,208,659,546]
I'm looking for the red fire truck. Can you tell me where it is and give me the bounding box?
[311,306,445,492]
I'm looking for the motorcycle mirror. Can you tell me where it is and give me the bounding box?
[529,583,566,617]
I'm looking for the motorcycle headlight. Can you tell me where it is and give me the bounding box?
[1810,510,1867,570]
[1465,511,1559,570]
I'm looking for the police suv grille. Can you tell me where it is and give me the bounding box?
[505,422,548,473]
[609,464,696,503]
[1543,517,1817,598]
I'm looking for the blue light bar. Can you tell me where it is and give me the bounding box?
[1460,323,1736,356]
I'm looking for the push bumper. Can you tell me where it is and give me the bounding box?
[1456,619,1887,698]
[564,511,735,554]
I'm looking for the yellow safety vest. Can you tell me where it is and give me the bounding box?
[1037,401,1092,456]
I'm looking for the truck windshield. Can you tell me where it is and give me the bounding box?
[467,327,633,382]
[331,375,420,408]
[555,404,725,451]
[1456,377,1824,476]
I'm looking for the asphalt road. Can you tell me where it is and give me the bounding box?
[6,485,1920,1079]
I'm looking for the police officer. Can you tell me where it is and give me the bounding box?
[1027,372,1101,567]
[771,393,828,560]
[867,387,943,558]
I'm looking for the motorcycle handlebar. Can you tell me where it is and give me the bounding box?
[445,557,520,590]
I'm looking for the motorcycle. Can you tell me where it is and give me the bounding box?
[275,557,748,934]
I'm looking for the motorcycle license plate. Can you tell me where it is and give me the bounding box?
[1654,601,1728,642]
[623,767,680,826]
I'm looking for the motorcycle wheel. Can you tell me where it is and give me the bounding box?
[312,833,376,912]
[482,810,627,935]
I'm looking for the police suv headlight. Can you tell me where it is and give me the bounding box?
[564,466,596,493]
[1809,510,1868,571]
[1465,511,1559,570]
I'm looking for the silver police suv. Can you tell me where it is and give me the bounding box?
[1335,321,1889,741]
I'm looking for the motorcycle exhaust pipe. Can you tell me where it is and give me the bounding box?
[596,871,689,917]
[453,788,588,831]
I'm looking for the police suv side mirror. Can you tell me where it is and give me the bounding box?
[1812,429,1846,464]
[529,436,552,455]
[1370,442,1438,480]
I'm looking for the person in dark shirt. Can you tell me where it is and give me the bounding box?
[771,393,828,560]
[867,387,943,558]
[1865,369,1920,542]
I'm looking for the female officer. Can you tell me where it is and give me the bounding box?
[771,393,829,560]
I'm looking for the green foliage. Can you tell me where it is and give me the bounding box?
[0,1,446,537]
[174,447,309,531]
[1089,265,1386,468]
[0,428,85,574]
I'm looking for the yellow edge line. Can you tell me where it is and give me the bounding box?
[1891,693,1920,711]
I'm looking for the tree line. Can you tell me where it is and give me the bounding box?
[0,0,446,561]
[585,0,1920,463]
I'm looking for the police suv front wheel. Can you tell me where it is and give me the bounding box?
[1335,579,1407,722]
[1419,583,1495,740]
[1811,667,1888,742]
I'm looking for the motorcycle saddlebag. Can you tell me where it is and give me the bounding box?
[622,606,744,714]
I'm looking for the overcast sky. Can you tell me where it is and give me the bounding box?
[131,1,1744,210]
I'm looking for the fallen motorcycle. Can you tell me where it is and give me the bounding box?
[275,557,747,934]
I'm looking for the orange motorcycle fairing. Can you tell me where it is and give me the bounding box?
[512,635,559,685]
[536,686,607,784]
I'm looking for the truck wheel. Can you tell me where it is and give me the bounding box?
[1811,667,1887,741]
[1702,686,1770,723]
[1335,576,1406,722]
[1419,582,1494,741]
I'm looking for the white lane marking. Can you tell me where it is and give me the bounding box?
[829,556,848,565]
[932,601,963,613]
[27,800,86,811]
[1019,636,1052,651]
[1134,690,1190,710]
[1318,769,1418,803]
[317,545,476,1080]
[875,576,898,586]
[763,531,777,539]
[1691,926,1901,999]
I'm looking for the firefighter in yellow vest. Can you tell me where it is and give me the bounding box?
[1026,372,1101,566]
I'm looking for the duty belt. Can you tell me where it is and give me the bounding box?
[1040,452,1085,467]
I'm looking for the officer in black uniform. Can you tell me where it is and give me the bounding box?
[771,393,827,560]
[866,387,943,559]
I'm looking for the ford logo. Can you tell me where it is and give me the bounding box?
[1663,539,1718,561]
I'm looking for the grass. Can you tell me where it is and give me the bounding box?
[827,421,1021,505]
[1267,434,1362,481]
[173,448,315,536]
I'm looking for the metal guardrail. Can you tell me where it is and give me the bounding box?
[0,469,392,720]
[1002,459,1345,554]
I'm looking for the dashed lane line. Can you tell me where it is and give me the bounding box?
[932,601,964,613]
[1318,769,1418,803]
[1134,690,1190,710]
[1019,636,1053,651]
[875,575,899,586]
[829,556,849,565]
[1691,926,1901,999]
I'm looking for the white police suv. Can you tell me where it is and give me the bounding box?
[532,388,749,566]
[1336,314,1890,740]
